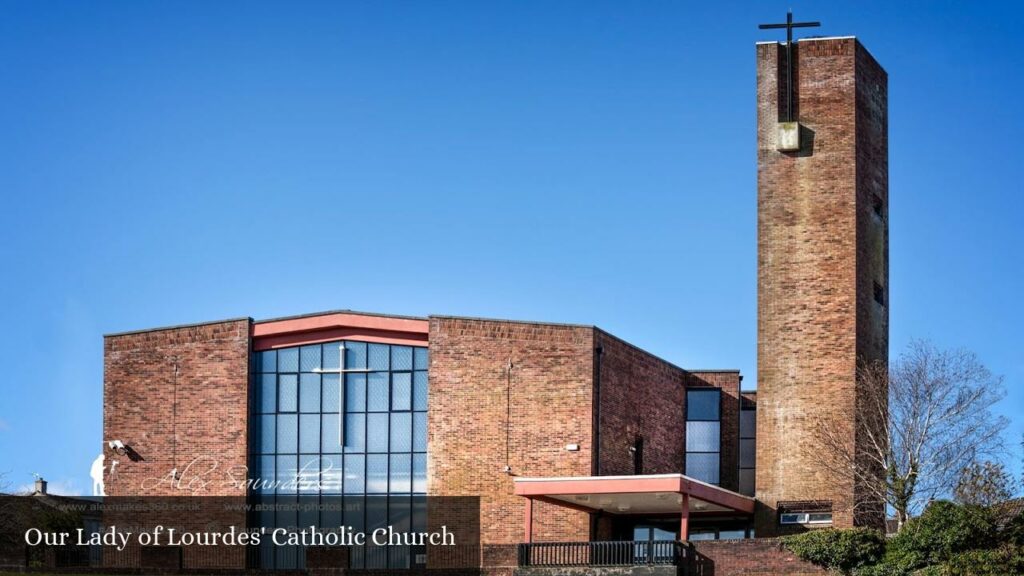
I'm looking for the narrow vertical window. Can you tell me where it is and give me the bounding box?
[685,389,721,485]
[739,402,756,496]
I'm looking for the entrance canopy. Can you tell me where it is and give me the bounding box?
[513,474,754,541]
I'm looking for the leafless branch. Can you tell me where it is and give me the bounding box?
[809,340,1007,530]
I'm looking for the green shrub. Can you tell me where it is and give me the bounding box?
[783,527,886,573]
[883,501,997,572]
[1002,508,1024,546]
[851,563,909,576]
[938,545,1024,576]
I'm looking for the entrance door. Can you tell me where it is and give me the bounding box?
[632,525,678,563]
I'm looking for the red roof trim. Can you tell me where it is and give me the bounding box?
[252,312,429,351]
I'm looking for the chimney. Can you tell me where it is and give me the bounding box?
[34,477,47,495]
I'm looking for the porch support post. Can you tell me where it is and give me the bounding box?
[524,497,534,543]
[680,493,690,541]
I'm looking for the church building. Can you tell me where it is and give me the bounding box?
[102,32,888,574]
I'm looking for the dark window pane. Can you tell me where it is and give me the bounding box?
[392,346,413,371]
[367,413,389,452]
[392,373,412,411]
[686,453,720,485]
[259,374,276,413]
[413,372,428,411]
[739,469,755,496]
[740,438,756,468]
[300,345,321,372]
[345,341,367,370]
[346,373,367,412]
[367,372,389,412]
[299,374,321,413]
[390,413,412,452]
[259,415,275,453]
[389,543,411,570]
[740,410,756,438]
[321,414,340,453]
[413,454,426,494]
[298,455,320,493]
[322,342,341,370]
[323,502,342,527]
[300,414,320,453]
[278,348,299,372]
[367,455,388,493]
[258,350,277,373]
[278,375,298,413]
[687,389,720,420]
[389,454,411,493]
[322,374,340,412]
[414,347,429,370]
[299,498,319,529]
[321,454,342,494]
[345,413,366,452]
[719,530,746,540]
[686,421,720,452]
[368,344,389,371]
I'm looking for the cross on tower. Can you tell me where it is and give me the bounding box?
[759,10,821,122]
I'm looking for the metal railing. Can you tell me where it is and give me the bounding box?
[517,540,692,567]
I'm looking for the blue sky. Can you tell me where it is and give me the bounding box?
[1,1,1021,495]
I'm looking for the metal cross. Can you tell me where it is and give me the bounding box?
[313,343,373,446]
[759,10,821,122]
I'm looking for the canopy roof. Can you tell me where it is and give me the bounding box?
[513,473,754,516]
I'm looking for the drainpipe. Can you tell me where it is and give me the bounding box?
[591,343,604,541]
[593,344,603,476]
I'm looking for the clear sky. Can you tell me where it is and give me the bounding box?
[1,1,1021,496]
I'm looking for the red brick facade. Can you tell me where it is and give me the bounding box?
[756,37,888,535]
[596,330,688,477]
[103,319,251,496]
[427,317,596,546]
[103,311,749,558]
[425,317,748,553]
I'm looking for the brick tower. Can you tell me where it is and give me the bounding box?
[755,37,888,535]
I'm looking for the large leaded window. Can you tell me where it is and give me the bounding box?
[685,389,721,485]
[251,340,428,570]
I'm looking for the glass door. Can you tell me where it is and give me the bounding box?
[632,525,678,563]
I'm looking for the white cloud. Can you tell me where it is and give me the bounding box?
[47,479,83,496]
[0,417,10,432]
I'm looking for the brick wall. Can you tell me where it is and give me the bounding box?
[596,330,687,477]
[755,37,888,534]
[103,319,251,496]
[692,538,826,576]
[427,317,596,547]
[853,41,889,528]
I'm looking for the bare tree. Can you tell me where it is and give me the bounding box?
[954,461,1015,507]
[813,340,1007,531]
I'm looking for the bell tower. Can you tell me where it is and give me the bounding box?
[754,33,889,535]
